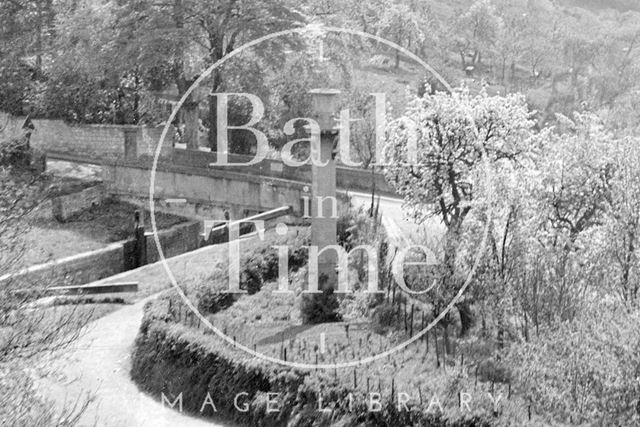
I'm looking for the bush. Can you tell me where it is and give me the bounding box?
[300,286,342,324]
[288,245,308,272]
[196,290,234,314]
[260,250,280,282]
[192,230,309,313]
[240,262,263,295]
[0,61,33,116]
[370,302,397,335]
[0,125,31,168]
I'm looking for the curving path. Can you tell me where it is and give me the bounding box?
[39,297,232,427]
[36,244,239,427]
[348,191,444,246]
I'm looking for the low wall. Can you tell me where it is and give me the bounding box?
[146,221,201,263]
[0,221,200,290]
[52,184,107,221]
[172,149,396,196]
[103,160,309,220]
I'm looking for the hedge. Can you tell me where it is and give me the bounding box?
[131,303,492,427]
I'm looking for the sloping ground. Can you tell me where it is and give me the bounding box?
[38,298,229,427]
[35,241,245,427]
[33,181,417,426]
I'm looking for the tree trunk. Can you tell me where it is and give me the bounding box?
[208,69,222,151]
[442,323,451,358]
[133,71,140,124]
[369,167,376,217]
[183,101,199,149]
[457,301,474,337]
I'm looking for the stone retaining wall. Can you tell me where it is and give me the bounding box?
[0,221,200,290]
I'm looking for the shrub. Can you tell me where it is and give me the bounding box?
[0,125,31,168]
[240,261,263,295]
[370,302,397,335]
[300,286,342,324]
[196,290,234,314]
[288,245,308,272]
[260,250,280,282]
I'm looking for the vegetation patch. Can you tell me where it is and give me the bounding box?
[132,304,494,427]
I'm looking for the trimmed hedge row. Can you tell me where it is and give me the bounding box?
[131,305,491,427]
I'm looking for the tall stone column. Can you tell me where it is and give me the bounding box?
[309,89,340,290]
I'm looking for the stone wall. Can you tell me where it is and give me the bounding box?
[0,112,173,162]
[103,160,309,220]
[29,119,125,161]
[51,184,107,222]
[172,148,396,196]
[0,220,201,290]
[146,221,201,263]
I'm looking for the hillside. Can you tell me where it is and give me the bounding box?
[560,0,640,13]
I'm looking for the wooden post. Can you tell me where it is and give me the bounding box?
[409,304,414,336]
[475,365,479,387]
[403,302,407,332]
[435,329,440,368]
[392,282,396,304]
[133,211,147,268]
